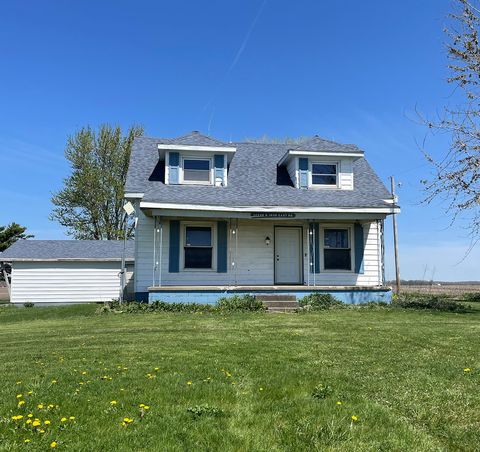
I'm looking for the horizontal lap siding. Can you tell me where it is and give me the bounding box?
[10,261,123,303]
[135,207,155,292]
[309,221,380,286]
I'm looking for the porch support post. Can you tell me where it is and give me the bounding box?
[158,217,163,287]
[152,216,157,287]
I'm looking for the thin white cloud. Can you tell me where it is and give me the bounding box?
[228,0,268,73]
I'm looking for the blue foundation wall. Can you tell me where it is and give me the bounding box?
[146,289,392,305]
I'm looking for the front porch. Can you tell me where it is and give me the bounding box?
[133,207,390,304]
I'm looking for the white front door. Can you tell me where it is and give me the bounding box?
[274,227,302,284]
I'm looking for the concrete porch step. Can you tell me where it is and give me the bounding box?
[268,306,299,313]
[262,301,299,308]
[255,294,297,302]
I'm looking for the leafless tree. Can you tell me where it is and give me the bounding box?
[421,0,480,238]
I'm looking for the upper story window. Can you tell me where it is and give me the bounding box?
[311,163,337,186]
[182,157,212,185]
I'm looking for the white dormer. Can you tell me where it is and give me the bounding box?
[158,142,236,187]
[278,137,364,190]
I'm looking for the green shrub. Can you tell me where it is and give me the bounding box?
[217,295,265,312]
[97,295,265,314]
[312,383,333,399]
[187,404,224,417]
[393,295,466,312]
[463,292,480,302]
[23,302,34,308]
[97,300,215,314]
[299,293,344,311]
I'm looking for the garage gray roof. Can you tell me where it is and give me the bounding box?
[126,132,393,209]
[0,240,135,262]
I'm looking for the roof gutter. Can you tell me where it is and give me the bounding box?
[140,201,400,214]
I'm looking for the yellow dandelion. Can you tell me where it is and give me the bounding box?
[44,420,51,425]
[110,400,117,406]
[139,403,145,408]
[144,405,150,410]
[26,419,32,424]
[259,387,264,391]
[464,368,471,373]
[39,429,45,434]
[24,439,31,443]
[61,417,67,422]
[50,441,57,448]
[16,381,22,384]
[48,404,54,409]
[12,415,24,420]
[69,416,75,421]
[51,380,57,384]
[336,401,342,405]
[27,413,33,418]
[37,404,44,409]
[154,367,159,371]
[351,415,358,422]
[32,420,41,427]
[27,391,33,395]
[81,371,87,375]
[186,381,193,385]
[18,400,26,406]
[16,394,23,399]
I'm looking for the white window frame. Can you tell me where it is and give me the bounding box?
[180,156,214,186]
[309,161,339,189]
[320,224,354,273]
[180,221,216,272]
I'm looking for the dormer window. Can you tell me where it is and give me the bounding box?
[311,163,338,186]
[182,157,211,184]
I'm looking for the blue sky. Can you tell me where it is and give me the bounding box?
[0,0,478,281]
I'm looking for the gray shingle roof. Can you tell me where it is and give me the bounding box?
[289,135,363,154]
[126,132,392,209]
[0,240,135,261]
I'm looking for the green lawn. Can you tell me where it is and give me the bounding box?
[0,304,479,451]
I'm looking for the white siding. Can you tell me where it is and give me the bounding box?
[10,261,127,304]
[134,216,382,291]
[339,159,354,190]
[308,221,380,286]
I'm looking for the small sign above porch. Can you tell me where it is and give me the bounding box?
[250,213,296,218]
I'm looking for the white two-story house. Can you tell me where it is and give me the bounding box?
[125,131,399,304]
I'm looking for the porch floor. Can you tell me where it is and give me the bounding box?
[148,285,391,292]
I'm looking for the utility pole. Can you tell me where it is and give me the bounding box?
[390,176,400,295]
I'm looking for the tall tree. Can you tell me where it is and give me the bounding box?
[51,124,143,239]
[0,223,34,252]
[422,0,480,236]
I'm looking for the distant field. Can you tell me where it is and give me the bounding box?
[401,284,480,297]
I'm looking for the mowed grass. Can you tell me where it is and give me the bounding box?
[0,305,479,451]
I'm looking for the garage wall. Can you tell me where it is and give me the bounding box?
[10,261,132,304]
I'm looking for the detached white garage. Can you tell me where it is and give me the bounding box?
[1,240,134,305]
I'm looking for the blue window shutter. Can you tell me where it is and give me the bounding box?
[309,223,320,273]
[169,220,180,273]
[169,152,180,184]
[217,221,228,273]
[299,158,308,189]
[214,154,225,186]
[354,223,365,274]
